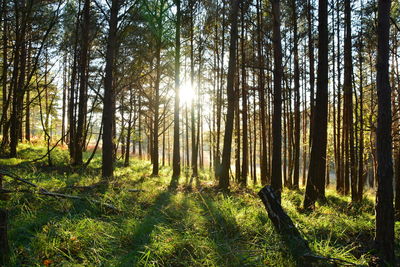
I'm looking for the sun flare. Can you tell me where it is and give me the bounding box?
[179,81,195,105]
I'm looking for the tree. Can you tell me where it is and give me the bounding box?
[292,0,300,189]
[74,0,90,165]
[304,0,328,210]
[171,0,181,187]
[217,0,240,191]
[375,0,395,264]
[271,0,283,201]
[102,0,120,180]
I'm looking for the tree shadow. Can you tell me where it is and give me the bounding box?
[114,191,173,266]
[195,193,264,266]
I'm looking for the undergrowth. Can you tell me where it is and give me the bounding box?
[0,144,399,266]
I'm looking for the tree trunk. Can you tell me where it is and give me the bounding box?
[171,0,181,184]
[307,0,315,145]
[256,0,268,185]
[240,5,248,187]
[190,1,198,178]
[74,0,90,165]
[357,8,365,201]
[102,0,119,180]
[292,0,300,189]
[217,0,240,191]
[375,0,395,264]
[1,0,8,147]
[152,44,161,176]
[304,0,328,210]
[271,0,283,201]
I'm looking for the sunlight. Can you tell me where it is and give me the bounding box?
[179,81,195,105]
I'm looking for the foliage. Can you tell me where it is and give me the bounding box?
[1,144,398,266]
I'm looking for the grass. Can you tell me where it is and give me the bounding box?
[0,143,399,266]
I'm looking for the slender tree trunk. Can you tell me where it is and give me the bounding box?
[102,0,119,179]
[61,54,67,145]
[171,0,181,184]
[256,0,268,185]
[375,0,395,264]
[240,5,248,186]
[292,0,300,189]
[1,0,8,147]
[307,0,315,144]
[271,0,283,201]
[304,0,328,210]
[152,44,161,176]
[357,6,364,201]
[190,1,198,178]
[343,0,357,201]
[68,6,80,163]
[217,0,240,191]
[25,39,32,142]
[74,0,90,165]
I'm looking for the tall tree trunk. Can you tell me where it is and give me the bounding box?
[217,0,240,191]
[375,0,395,264]
[74,0,90,165]
[256,0,268,185]
[343,0,357,201]
[152,45,161,176]
[292,0,300,189]
[304,0,328,210]
[68,5,80,163]
[171,0,181,185]
[25,39,32,142]
[102,0,119,179]
[240,5,248,186]
[61,54,67,145]
[357,5,364,201]
[336,0,344,194]
[1,0,8,147]
[10,0,28,157]
[307,0,315,144]
[190,1,198,178]
[271,0,283,201]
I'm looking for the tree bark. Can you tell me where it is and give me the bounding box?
[292,0,300,189]
[375,0,395,264]
[271,0,283,201]
[171,0,181,184]
[304,0,328,210]
[240,4,248,187]
[102,0,119,179]
[74,0,90,165]
[217,0,240,191]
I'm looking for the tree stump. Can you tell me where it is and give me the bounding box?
[258,186,313,260]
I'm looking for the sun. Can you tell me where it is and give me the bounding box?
[179,81,195,105]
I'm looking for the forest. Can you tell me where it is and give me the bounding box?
[0,0,399,266]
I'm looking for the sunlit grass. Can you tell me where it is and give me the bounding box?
[0,143,398,266]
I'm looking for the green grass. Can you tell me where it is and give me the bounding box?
[0,144,399,266]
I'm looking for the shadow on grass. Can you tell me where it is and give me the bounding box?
[114,191,173,266]
[195,193,264,266]
[325,194,375,216]
[7,190,111,265]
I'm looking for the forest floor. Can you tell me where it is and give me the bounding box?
[0,144,399,266]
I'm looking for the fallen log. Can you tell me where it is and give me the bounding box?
[258,186,360,266]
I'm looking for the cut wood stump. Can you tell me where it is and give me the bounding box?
[258,186,315,264]
[258,186,361,266]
